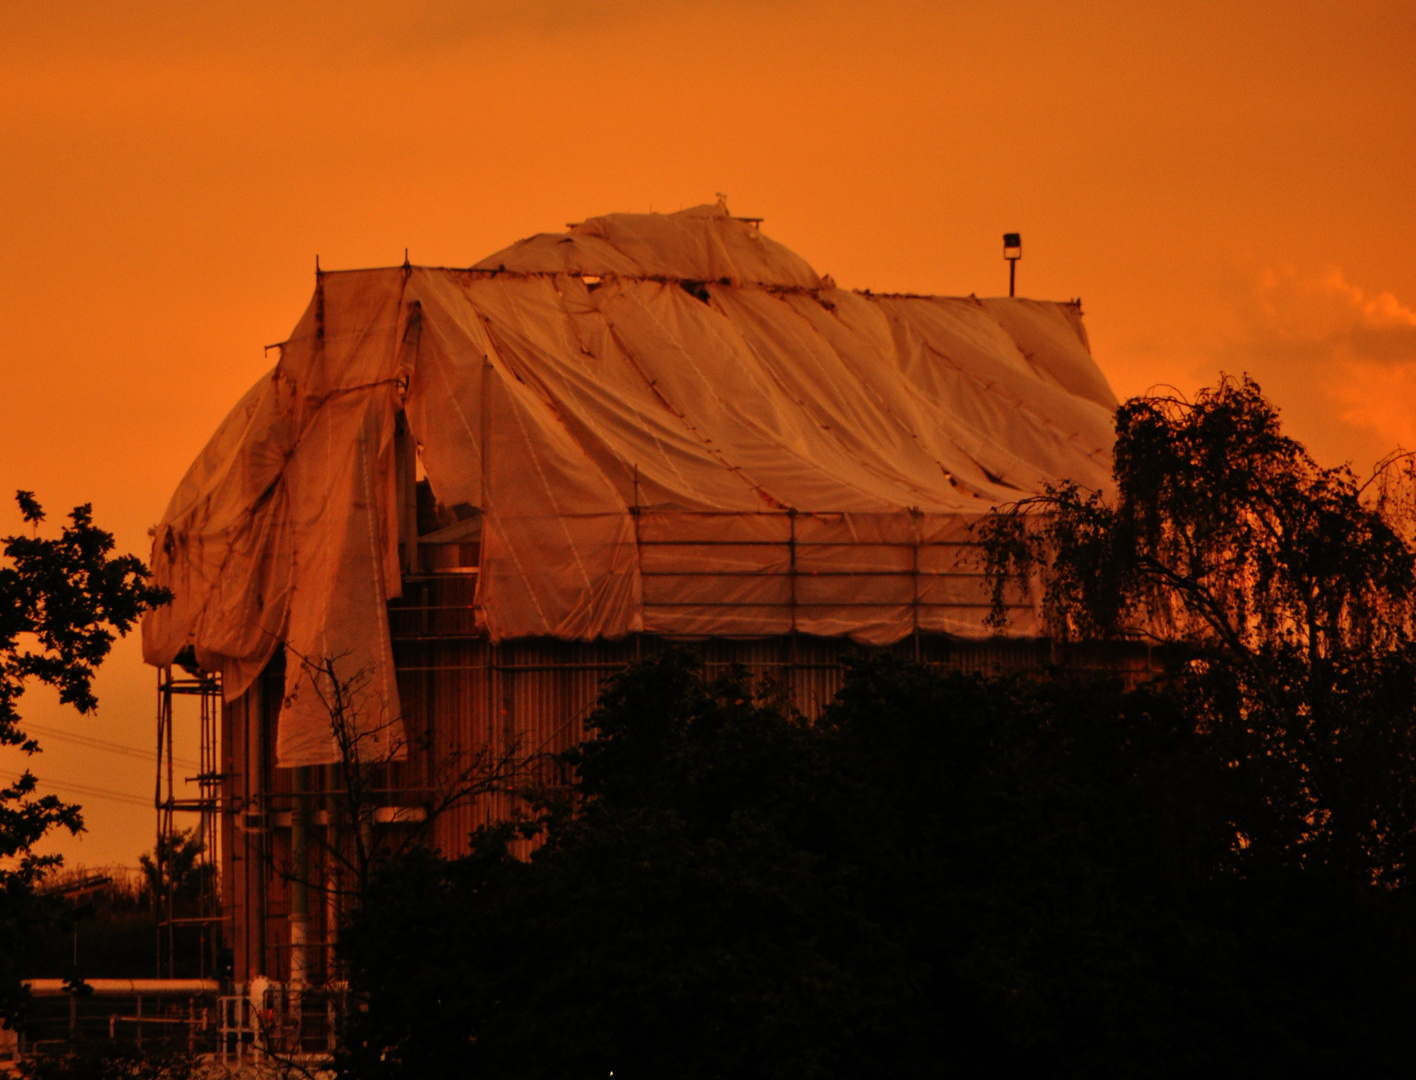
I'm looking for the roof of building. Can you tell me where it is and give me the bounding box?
[142,202,1117,765]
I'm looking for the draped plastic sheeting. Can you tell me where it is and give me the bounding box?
[142,203,1117,765]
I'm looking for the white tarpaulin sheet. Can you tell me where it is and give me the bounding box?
[143,203,1117,765]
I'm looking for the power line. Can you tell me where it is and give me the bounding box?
[8,772,159,809]
[18,722,200,771]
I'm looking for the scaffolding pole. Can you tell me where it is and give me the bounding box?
[155,665,223,980]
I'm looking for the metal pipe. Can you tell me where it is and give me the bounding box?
[289,765,310,989]
[24,979,220,997]
[324,761,340,980]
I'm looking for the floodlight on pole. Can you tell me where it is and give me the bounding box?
[1003,233,1021,297]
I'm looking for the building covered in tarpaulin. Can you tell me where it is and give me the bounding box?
[142,203,1118,992]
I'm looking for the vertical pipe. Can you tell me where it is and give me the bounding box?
[155,668,166,979]
[357,757,374,887]
[255,671,269,979]
[165,689,176,977]
[241,684,253,986]
[787,509,798,705]
[499,642,516,827]
[324,762,340,982]
[289,765,310,990]
[911,515,921,662]
[202,672,219,981]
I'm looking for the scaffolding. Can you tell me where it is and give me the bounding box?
[154,664,223,979]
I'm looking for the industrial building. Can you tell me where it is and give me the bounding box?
[141,203,1118,1005]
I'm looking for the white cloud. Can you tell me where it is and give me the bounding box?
[1216,266,1416,471]
[1251,265,1416,360]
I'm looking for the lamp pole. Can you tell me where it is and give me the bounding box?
[1004,233,1021,297]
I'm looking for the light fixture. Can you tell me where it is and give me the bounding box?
[1003,233,1021,297]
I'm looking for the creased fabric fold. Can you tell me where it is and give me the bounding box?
[143,205,1115,765]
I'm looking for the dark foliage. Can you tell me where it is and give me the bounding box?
[24,873,157,982]
[0,876,69,1028]
[139,829,214,913]
[1,492,168,742]
[338,653,1416,1077]
[0,492,168,1024]
[17,1035,198,1080]
[982,376,1416,885]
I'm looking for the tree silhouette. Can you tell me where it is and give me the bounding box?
[0,492,167,1024]
[139,830,213,913]
[982,375,1416,884]
[338,647,1416,1078]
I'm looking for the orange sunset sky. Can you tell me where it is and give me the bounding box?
[3,0,1414,867]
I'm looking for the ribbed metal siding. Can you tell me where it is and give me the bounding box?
[385,565,1077,860]
[382,570,1069,862]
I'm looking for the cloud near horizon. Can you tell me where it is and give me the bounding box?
[1215,266,1416,472]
